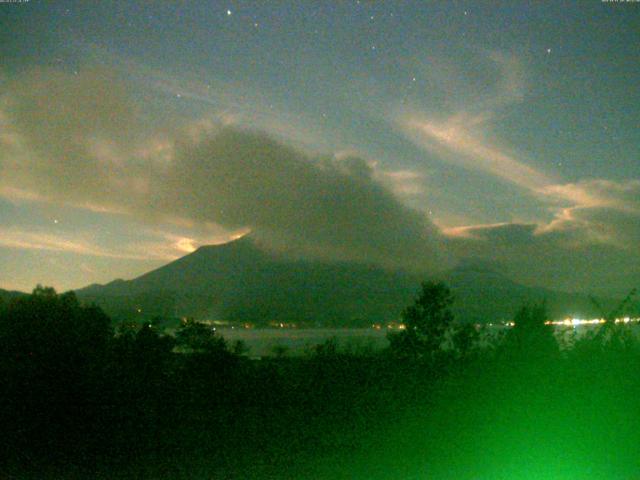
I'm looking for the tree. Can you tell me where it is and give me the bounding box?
[389,281,454,359]
[0,286,112,369]
[175,318,228,355]
[503,302,557,359]
[451,322,482,359]
[590,288,637,325]
[0,286,114,457]
[584,288,638,353]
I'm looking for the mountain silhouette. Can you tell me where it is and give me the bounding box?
[75,235,610,325]
[0,288,26,304]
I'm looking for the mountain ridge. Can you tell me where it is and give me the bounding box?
[74,236,615,326]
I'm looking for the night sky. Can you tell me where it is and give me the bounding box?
[1,1,639,295]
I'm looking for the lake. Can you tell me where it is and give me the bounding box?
[215,327,390,357]
[213,322,640,357]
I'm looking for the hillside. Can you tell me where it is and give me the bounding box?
[76,235,611,326]
[0,288,27,304]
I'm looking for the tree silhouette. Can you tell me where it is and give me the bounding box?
[0,286,112,370]
[585,288,638,352]
[389,281,454,359]
[590,288,637,325]
[451,322,481,359]
[175,318,228,354]
[503,302,557,359]
[0,286,114,459]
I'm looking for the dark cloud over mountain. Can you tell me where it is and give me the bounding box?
[1,69,444,272]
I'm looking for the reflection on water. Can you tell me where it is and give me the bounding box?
[216,328,389,357]
[214,322,640,358]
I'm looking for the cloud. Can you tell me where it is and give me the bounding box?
[154,127,443,269]
[443,180,640,295]
[541,179,640,213]
[395,49,639,286]
[0,223,244,263]
[403,115,552,191]
[539,179,640,250]
[2,64,635,293]
[0,67,444,271]
[83,44,332,151]
[397,51,553,192]
[444,222,538,244]
[440,175,640,295]
[0,67,149,214]
[0,227,169,260]
[376,168,426,197]
[444,219,640,295]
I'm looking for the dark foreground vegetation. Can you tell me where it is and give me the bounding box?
[1,284,639,479]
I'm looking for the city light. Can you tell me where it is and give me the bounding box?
[544,317,640,327]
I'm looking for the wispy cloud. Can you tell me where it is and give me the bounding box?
[403,115,552,191]
[537,179,640,248]
[0,228,159,260]
[82,44,332,153]
[395,49,640,256]
[442,222,516,239]
[397,50,552,192]
[0,225,241,262]
[376,168,426,196]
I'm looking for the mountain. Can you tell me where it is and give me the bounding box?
[0,288,27,304]
[75,235,612,326]
[441,263,608,323]
[76,236,418,326]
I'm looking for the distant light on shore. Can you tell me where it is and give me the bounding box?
[544,317,638,327]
